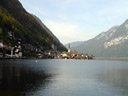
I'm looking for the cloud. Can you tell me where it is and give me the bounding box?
[45,20,86,44]
[19,0,128,44]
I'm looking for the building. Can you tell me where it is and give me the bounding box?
[0,41,4,57]
[68,43,71,53]
[0,42,4,48]
[5,39,22,58]
[52,44,57,51]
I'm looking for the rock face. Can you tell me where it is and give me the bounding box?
[0,0,66,51]
[72,19,128,58]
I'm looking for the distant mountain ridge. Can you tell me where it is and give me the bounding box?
[65,41,84,48]
[0,0,66,51]
[72,19,128,58]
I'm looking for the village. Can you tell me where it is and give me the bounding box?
[0,31,94,59]
[0,40,94,59]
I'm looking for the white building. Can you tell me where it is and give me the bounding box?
[0,43,4,48]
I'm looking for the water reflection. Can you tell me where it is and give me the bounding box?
[94,61,128,96]
[0,60,52,96]
[1,60,128,96]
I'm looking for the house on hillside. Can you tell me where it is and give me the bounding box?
[0,41,4,57]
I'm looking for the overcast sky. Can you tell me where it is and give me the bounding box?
[19,0,128,44]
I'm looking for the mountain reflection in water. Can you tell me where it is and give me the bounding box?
[0,60,52,96]
[1,60,128,96]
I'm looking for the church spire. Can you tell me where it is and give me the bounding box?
[69,43,70,49]
[68,43,71,53]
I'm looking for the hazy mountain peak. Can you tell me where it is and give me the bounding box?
[104,35,128,48]
[65,41,84,48]
[96,32,105,40]
[72,19,128,58]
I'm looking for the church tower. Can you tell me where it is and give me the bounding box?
[68,43,71,53]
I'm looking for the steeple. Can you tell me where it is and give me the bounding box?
[68,43,71,53]
[69,43,70,49]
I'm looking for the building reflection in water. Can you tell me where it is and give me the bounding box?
[0,60,52,96]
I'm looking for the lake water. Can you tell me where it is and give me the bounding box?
[0,59,128,96]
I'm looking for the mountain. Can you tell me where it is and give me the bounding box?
[0,0,66,51]
[65,41,84,48]
[32,14,60,43]
[32,14,65,49]
[72,19,128,58]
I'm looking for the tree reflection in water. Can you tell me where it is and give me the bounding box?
[0,60,52,96]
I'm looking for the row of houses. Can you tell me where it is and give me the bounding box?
[60,51,94,59]
[0,40,59,59]
[0,31,23,58]
[0,40,94,59]
[59,44,94,59]
[0,41,22,58]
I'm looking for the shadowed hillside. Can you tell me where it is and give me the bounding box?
[0,0,66,51]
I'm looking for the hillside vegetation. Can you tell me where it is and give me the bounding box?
[0,0,66,51]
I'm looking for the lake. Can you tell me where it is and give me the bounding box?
[0,59,128,96]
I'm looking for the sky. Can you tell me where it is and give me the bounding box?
[19,0,128,44]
